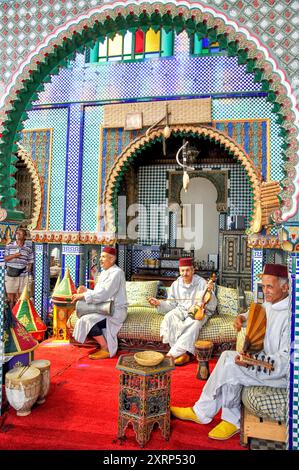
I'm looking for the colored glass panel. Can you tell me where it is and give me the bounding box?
[145,29,160,53]
[144,52,160,58]
[98,38,107,58]
[135,30,144,54]
[161,30,174,57]
[194,38,220,55]
[123,32,133,57]
[90,40,99,63]
[202,38,209,48]
[93,28,172,62]
[108,34,123,57]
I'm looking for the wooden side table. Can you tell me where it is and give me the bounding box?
[116,354,175,447]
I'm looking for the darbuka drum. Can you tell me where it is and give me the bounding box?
[31,359,51,404]
[194,340,214,380]
[5,366,41,416]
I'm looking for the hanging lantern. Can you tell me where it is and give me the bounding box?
[13,284,47,342]
[51,267,76,341]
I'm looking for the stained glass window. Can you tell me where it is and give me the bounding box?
[191,36,222,55]
[88,28,174,63]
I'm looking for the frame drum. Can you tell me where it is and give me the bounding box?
[31,359,51,404]
[5,366,41,416]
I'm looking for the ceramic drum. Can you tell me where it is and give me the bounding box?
[31,359,51,404]
[5,366,41,416]
[194,340,214,380]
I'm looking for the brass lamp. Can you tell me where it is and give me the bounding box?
[176,140,199,192]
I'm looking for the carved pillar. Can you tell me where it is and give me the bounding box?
[251,248,264,293]
[0,247,5,415]
[61,245,83,287]
[63,104,83,232]
[34,243,49,323]
[288,253,299,450]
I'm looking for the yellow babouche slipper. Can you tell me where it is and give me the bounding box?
[174,353,190,366]
[208,420,239,440]
[88,350,110,360]
[170,407,201,424]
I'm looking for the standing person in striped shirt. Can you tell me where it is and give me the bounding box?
[4,227,34,308]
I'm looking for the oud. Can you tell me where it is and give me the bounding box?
[235,353,275,374]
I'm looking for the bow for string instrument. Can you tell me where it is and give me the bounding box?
[236,302,275,374]
[188,275,216,321]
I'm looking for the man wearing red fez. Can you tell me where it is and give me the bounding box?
[171,264,289,440]
[148,257,217,366]
[72,246,127,359]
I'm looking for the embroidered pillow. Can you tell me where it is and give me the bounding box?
[126,281,159,307]
[157,285,170,299]
[244,290,254,309]
[216,285,239,316]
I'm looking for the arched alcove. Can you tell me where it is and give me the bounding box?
[0,0,297,224]
[15,159,34,228]
[103,125,261,236]
[16,144,42,230]
[178,177,219,263]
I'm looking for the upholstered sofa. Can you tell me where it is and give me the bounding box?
[68,280,254,356]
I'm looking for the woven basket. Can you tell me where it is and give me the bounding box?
[134,351,164,367]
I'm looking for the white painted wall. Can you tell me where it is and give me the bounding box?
[177,177,219,265]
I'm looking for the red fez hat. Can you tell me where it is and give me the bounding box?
[179,257,193,267]
[102,246,116,256]
[259,263,288,278]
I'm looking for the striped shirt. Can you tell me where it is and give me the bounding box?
[5,241,34,276]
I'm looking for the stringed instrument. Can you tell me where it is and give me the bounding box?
[236,301,275,373]
[188,274,216,321]
[235,352,275,374]
[243,302,267,353]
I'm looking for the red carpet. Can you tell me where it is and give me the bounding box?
[0,341,245,451]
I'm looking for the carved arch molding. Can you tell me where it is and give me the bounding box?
[168,170,228,213]
[16,144,42,230]
[103,125,281,235]
[0,0,297,223]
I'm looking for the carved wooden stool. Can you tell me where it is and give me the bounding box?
[194,340,213,380]
[116,354,175,447]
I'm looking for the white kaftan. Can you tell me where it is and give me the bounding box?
[73,264,127,357]
[193,296,289,428]
[158,274,217,357]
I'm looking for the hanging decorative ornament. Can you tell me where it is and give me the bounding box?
[176,140,195,193]
[163,125,171,139]
[183,171,190,192]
